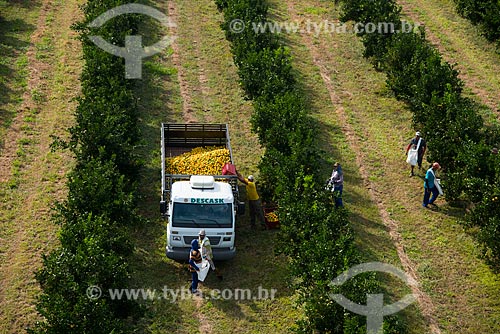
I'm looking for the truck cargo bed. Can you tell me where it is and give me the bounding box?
[162,123,233,158]
[161,123,239,216]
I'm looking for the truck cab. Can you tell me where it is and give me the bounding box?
[165,175,236,261]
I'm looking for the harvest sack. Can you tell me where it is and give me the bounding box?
[197,259,210,282]
[406,149,418,166]
[406,137,422,166]
[434,178,443,196]
[429,169,443,196]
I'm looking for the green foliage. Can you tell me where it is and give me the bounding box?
[339,0,402,67]
[454,0,500,43]
[410,59,462,124]
[276,175,354,283]
[384,30,432,102]
[276,174,357,332]
[219,0,278,52]
[236,47,295,100]
[55,157,139,229]
[463,148,500,264]
[32,0,142,332]
[276,175,408,333]
[384,30,464,123]
[70,7,142,177]
[446,141,497,202]
[252,91,306,153]
[29,215,138,334]
[214,0,229,11]
[217,0,285,100]
[70,91,140,175]
[421,91,483,176]
[465,176,500,266]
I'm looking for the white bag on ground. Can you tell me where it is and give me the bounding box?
[197,259,210,282]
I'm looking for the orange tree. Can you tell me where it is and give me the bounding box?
[454,0,500,45]
[29,1,142,333]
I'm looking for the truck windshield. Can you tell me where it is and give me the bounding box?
[172,203,232,228]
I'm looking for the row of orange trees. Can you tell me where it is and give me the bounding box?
[215,0,406,332]
[453,0,500,45]
[336,0,500,266]
[29,1,142,333]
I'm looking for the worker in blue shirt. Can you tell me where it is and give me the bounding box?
[188,239,202,294]
[423,162,441,208]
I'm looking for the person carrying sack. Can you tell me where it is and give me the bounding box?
[327,162,344,207]
[423,162,442,208]
[188,239,202,294]
[406,131,427,177]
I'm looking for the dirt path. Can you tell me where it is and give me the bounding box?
[283,3,441,332]
[397,0,500,114]
[141,0,264,330]
[167,0,197,123]
[167,0,215,124]
[165,1,214,332]
[0,0,82,331]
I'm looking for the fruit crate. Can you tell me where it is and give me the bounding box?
[263,206,280,229]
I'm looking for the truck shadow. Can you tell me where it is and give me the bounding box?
[199,226,295,321]
[128,215,188,331]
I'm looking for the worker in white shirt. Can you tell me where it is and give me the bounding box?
[198,229,223,280]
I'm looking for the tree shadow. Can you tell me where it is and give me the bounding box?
[0,62,14,105]
[436,203,466,220]
[0,16,35,149]
[0,16,35,50]
[0,16,36,95]
[126,210,188,331]
[1,0,41,9]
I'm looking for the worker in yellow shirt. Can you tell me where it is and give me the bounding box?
[236,170,266,229]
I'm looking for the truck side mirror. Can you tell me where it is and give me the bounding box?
[237,202,245,215]
[160,201,167,216]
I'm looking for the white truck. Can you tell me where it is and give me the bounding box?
[160,123,244,261]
